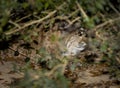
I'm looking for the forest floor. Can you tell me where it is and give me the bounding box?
[0,54,120,88]
[1,0,120,87]
[0,24,120,88]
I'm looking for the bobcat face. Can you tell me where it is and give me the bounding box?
[62,29,87,56]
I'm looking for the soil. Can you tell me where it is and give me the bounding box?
[0,24,120,88]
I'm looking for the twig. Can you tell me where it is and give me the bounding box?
[55,16,71,23]
[93,16,120,30]
[55,9,80,24]
[9,20,21,29]
[56,2,67,10]
[68,9,79,18]
[5,10,57,35]
[64,17,81,29]
[108,2,120,15]
[8,47,29,58]
[116,57,120,64]
[15,14,32,23]
[76,1,89,19]
[71,17,81,24]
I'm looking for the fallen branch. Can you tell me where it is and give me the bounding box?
[68,9,79,18]
[55,16,71,23]
[93,16,120,30]
[15,14,32,23]
[76,1,89,19]
[64,17,81,29]
[108,2,120,16]
[9,20,21,29]
[5,10,57,35]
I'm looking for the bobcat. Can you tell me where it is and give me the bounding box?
[43,27,87,57]
[62,30,86,56]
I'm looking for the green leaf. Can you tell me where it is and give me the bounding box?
[100,42,108,52]
[45,3,49,9]
[50,34,56,42]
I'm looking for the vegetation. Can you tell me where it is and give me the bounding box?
[0,0,120,88]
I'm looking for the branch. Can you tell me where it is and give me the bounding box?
[9,20,21,29]
[108,2,120,16]
[5,10,57,35]
[93,16,120,30]
[76,1,89,19]
[16,14,32,23]
[64,17,81,29]
[68,9,79,18]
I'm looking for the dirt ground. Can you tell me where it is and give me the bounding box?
[0,26,120,88]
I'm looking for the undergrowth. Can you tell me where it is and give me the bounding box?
[0,0,120,88]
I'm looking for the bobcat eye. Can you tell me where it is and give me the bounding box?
[79,31,84,36]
